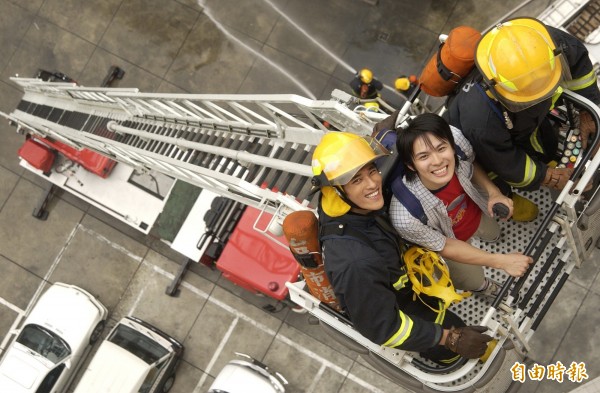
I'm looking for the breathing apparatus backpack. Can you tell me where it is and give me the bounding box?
[282,210,342,312]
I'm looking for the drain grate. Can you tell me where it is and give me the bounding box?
[377,31,390,42]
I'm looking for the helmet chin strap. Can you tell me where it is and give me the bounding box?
[334,186,362,211]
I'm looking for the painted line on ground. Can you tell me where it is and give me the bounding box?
[79,225,144,263]
[146,261,386,392]
[193,317,239,392]
[26,223,81,315]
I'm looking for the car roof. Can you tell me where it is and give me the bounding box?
[73,342,149,393]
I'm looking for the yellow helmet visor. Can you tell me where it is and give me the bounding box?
[488,51,566,112]
[322,136,390,186]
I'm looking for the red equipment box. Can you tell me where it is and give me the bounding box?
[217,207,300,301]
[22,137,117,178]
[18,139,56,174]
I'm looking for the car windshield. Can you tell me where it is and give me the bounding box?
[16,324,71,364]
[108,324,168,364]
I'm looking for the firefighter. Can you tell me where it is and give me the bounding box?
[394,74,419,96]
[311,131,493,363]
[349,68,384,99]
[390,113,533,293]
[444,17,600,222]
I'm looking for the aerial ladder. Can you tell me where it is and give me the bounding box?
[3,72,600,392]
[3,5,600,393]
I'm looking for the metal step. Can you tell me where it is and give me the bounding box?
[566,0,600,42]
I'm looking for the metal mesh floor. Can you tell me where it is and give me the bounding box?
[414,188,568,390]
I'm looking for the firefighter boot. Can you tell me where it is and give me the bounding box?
[511,194,539,222]
[479,339,498,363]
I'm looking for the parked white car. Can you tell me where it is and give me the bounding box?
[0,282,108,393]
[208,353,287,393]
[72,316,184,393]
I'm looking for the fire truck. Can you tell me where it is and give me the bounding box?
[2,0,599,391]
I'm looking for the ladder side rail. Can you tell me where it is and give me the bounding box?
[164,100,213,121]
[256,102,322,132]
[295,106,332,133]
[12,77,139,95]
[180,99,225,121]
[16,80,77,93]
[227,101,275,125]
[105,91,320,103]
[147,99,186,118]
[200,100,251,123]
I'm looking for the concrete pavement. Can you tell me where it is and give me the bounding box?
[1,0,598,392]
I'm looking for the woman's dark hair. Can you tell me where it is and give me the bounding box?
[396,113,457,181]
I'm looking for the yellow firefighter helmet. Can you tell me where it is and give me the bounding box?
[359,68,374,84]
[475,17,564,112]
[311,132,389,216]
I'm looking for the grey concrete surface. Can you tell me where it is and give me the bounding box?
[0,0,598,392]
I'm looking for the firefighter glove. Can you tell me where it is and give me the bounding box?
[444,326,493,359]
[579,110,597,151]
[542,167,574,190]
[372,109,400,136]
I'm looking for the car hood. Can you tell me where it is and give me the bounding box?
[0,345,49,392]
[27,284,104,347]
[209,363,282,393]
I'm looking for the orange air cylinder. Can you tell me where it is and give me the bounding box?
[282,210,342,312]
[419,26,481,97]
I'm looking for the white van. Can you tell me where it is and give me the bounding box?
[73,316,184,393]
